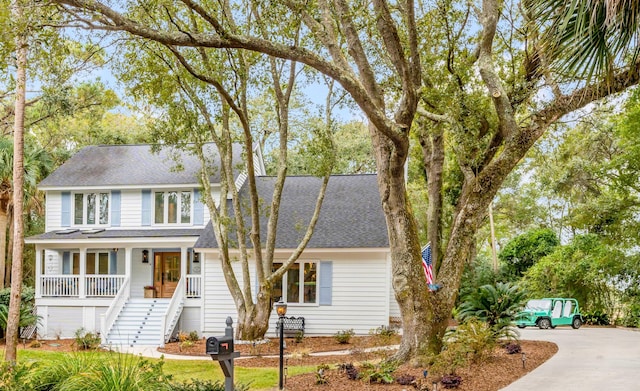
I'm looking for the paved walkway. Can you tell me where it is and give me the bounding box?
[501,327,640,391]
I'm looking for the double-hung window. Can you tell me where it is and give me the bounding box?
[72,252,110,274]
[272,261,318,304]
[74,192,109,225]
[154,191,192,224]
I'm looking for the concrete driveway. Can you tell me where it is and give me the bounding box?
[501,327,640,391]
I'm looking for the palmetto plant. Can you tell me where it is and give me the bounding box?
[457,282,527,333]
[525,0,640,81]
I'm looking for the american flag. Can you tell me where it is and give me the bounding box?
[421,243,433,285]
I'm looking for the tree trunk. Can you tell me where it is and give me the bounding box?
[420,127,445,269]
[4,2,27,362]
[235,288,273,341]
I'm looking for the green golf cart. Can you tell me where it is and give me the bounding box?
[515,298,583,329]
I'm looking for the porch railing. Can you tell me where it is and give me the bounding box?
[86,275,126,297]
[185,275,202,298]
[40,275,127,298]
[40,275,79,297]
[100,277,130,345]
[162,276,185,346]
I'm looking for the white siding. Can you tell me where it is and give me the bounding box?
[42,306,85,338]
[178,307,201,335]
[45,188,215,231]
[46,192,62,232]
[130,250,153,298]
[120,189,141,227]
[202,250,393,337]
[38,305,109,339]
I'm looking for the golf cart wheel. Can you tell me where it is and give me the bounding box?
[572,317,582,329]
[517,325,526,329]
[538,318,551,329]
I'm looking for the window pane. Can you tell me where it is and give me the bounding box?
[99,193,109,224]
[86,253,96,274]
[181,192,191,224]
[74,194,83,225]
[72,253,80,275]
[287,264,300,303]
[168,191,178,223]
[154,192,164,224]
[272,263,283,301]
[98,253,109,274]
[303,262,317,303]
[87,194,96,224]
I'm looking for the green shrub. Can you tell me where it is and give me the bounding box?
[294,330,305,343]
[188,331,200,342]
[169,379,249,391]
[315,364,330,385]
[333,329,355,344]
[582,310,611,326]
[60,354,172,391]
[361,360,398,384]
[73,328,101,350]
[620,304,640,327]
[0,361,36,391]
[29,352,100,390]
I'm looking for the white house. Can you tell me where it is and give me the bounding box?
[26,144,400,347]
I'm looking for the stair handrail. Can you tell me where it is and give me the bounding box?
[161,276,185,346]
[100,277,130,345]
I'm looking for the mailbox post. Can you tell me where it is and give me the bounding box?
[207,317,240,391]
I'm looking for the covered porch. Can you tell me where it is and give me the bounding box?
[34,246,203,300]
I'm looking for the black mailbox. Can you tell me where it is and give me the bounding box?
[206,336,234,355]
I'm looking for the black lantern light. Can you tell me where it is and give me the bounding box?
[142,249,149,263]
[275,300,288,390]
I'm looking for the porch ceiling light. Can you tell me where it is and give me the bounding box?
[275,300,287,317]
[142,249,149,263]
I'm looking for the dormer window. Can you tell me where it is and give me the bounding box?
[74,192,109,225]
[154,191,191,224]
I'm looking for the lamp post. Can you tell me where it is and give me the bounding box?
[275,300,288,390]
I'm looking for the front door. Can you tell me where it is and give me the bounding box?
[153,252,180,298]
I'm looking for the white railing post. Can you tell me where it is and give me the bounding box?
[161,277,185,346]
[35,247,42,299]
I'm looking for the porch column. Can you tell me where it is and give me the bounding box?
[125,247,132,298]
[35,246,42,299]
[180,246,188,278]
[79,248,87,298]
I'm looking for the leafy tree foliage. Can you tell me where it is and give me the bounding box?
[499,228,559,277]
[523,234,624,313]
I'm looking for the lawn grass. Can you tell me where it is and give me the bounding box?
[2,348,315,390]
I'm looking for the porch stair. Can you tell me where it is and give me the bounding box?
[104,298,182,347]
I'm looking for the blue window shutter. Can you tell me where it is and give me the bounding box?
[111,191,121,227]
[141,189,151,226]
[61,192,71,227]
[319,261,333,305]
[110,250,117,273]
[193,189,204,225]
[62,252,71,274]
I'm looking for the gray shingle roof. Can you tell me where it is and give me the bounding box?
[39,144,244,188]
[194,174,390,249]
